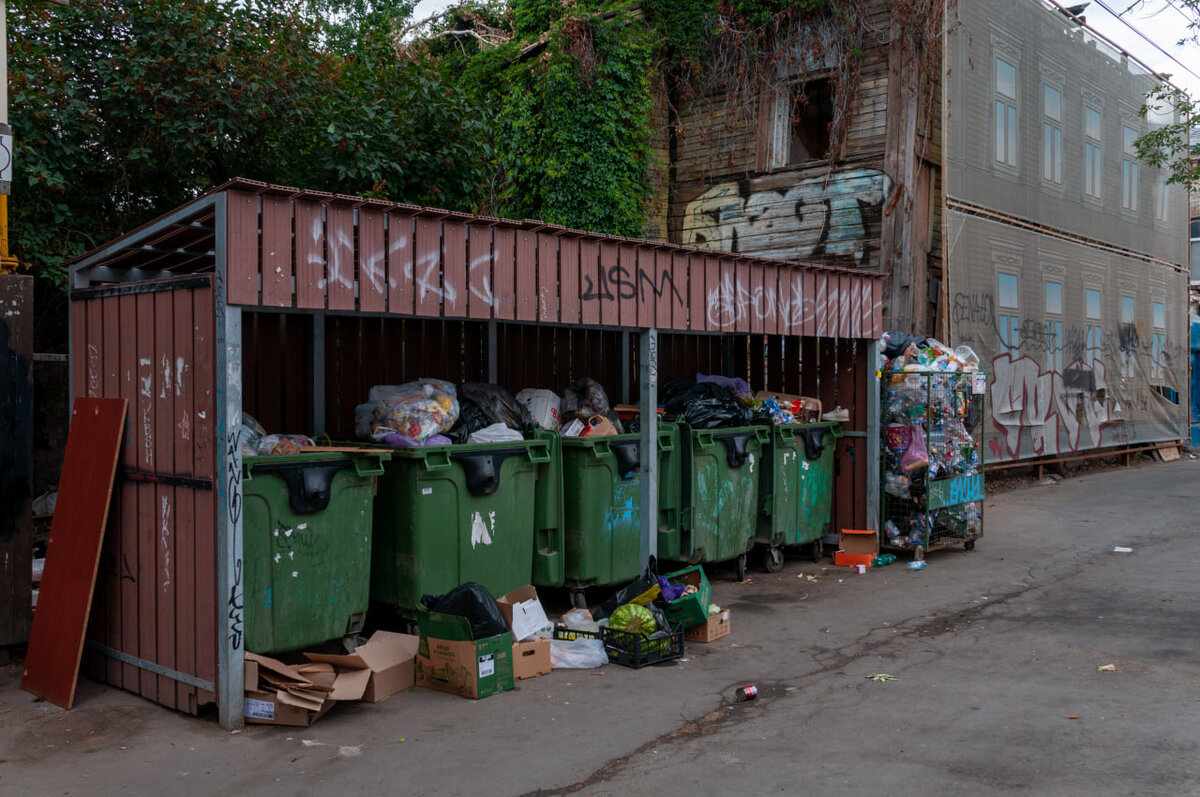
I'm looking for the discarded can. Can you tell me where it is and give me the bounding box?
[737,684,758,701]
[854,564,868,574]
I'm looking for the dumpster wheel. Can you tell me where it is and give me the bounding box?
[763,545,785,573]
[570,589,588,610]
[736,553,747,582]
[810,537,823,562]
[964,540,976,551]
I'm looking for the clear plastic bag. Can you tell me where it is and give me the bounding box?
[516,388,562,431]
[560,378,623,433]
[468,422,524,443]
[900,418,929,473]
[355,379,459,442]
[550,636,607,669]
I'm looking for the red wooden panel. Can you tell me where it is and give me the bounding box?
[871,280,883,338]
[84,297,103,398]
[716,257,734,333]
[788,270,806,338]
[153,290,177,709]
[415,217,442,318]
[559,238,580,325]
[734,260,750,335]
[117,294,139,689]
[358,208,387,313]
[294,199,325,310]
[493,227,515,320]
[515,230,537,322]
[703,256,720,332]
[191,287,216,707]
[537,233,558,323]
[750,263,764,336]
[135,293,157,701]
[580,241,600,326]
[764,267,781,337]
[467,224,492,320]
[172,289,197,710]
[638,249,655,328]
[839,273,852,340]
[99,297,123,686]
[617,243,638,328]
[260,195,293,308]
[599,242,618,328]
[388,212,415,316]
[443,220,468,318]
[673,253,691,331]
[70,301,86,400]
[326,203,356,311]
[801,271,816,337]
[815,272,829,338]
[21,397,127,709]
[225,189,260,306]
[850,275,862,339]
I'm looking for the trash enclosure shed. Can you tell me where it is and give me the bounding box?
[67,178,885,729]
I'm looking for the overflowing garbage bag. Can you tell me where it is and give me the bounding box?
[459,382,531,433]
[878,331,981,375]
[239,413,315,456]
[663,381,753,429]
[516,388,562,431]
[560,377,623,435]
[420,582,508,640]
[355,379,460,443]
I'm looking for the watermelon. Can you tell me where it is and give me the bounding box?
[609,603,657,635]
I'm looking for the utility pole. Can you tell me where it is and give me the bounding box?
[0,0,16,273]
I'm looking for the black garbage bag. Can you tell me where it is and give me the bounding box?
[594,568,658,622]
[659,377,696,407]
[881,330,926,358]
[664,382,753,429]
[420,582,509,640]
[446,399,492,445]
[458,382,532,434]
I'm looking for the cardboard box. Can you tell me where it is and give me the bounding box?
[243,652,337,727]
[512,638,552,680]
[415,610,514,699]
[834,529,878,567]
[685,609,731,643]
[304,630,420,702]
[496,586,552,642]
[663,565,712,629]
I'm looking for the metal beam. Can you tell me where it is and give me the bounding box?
[866,340,881,531]
[310,311,326,436]
[639,328,659,569]
[69,193,219,278]
[212,192,245,731]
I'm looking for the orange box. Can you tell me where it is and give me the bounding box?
[833,529,878,567]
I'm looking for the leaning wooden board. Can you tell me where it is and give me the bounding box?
[22,397,127,709]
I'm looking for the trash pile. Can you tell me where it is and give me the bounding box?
[239,413,315,456]
[880,330,985,553]
[877,332,981,374]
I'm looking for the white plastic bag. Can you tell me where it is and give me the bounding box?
[550,637,607,669]
[468,423,524,443]
[516,388,562,431]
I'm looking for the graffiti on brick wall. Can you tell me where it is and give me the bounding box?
[681,168,892,265]
[988,353,1111,460]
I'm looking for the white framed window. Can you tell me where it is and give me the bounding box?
[995,58,1018,168]
[1084,106,1102,199]
[1120,295,1136,379]
[1151,300,1166,382]
[1044,280,1063,373]
[1154,174,1170,223]
[997,272,1020,356]
[1085,288,1102,366]
[1191,220,1200,283]
[1042,84,1063,184]
[1121,126,1139,211]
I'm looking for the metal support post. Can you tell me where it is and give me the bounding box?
[639,328,658,570]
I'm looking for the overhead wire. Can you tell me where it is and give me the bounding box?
[1083,0,1200,88]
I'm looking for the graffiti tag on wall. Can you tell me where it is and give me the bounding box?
[681,168,892,266]
[989,353,1111,460]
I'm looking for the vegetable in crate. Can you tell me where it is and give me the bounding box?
[609,603,657,635]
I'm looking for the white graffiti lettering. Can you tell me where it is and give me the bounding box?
[682,168,892,265]
[988,353,1110,461]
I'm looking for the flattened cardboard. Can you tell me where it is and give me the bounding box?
[497,586,552,642]
[304,630,420,702]
[512,638,552,680]
[834,529,878,567]
[244,652,336,727]
[415,610,513,699]
[685,609,731,643]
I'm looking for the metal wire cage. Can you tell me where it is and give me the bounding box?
[880,371,986,555]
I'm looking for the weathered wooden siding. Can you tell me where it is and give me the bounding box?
[75,276,218,714]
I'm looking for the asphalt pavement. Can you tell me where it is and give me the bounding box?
[2,454,1198,796]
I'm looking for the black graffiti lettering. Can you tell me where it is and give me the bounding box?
[952,292,994,326]
[225,429,242,523]
[611,266,637,300]
[584,265,687,307]
[638,268,686,306]
[227,558,244,650]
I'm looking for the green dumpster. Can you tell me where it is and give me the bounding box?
[243,450,389,654]
[371,432,563,616]
[755,422,841,571]
[678,424,770,581]
[558,424,682,607]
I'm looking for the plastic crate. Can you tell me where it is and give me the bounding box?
[601,623,685,669]
[552,625,602,643]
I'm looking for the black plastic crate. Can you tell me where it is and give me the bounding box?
[553,626,602,643]
[601,623,685,668]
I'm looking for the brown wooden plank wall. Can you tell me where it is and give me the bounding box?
[242,313,312,437]
[222,189,885,341]
[75,277,217,714]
